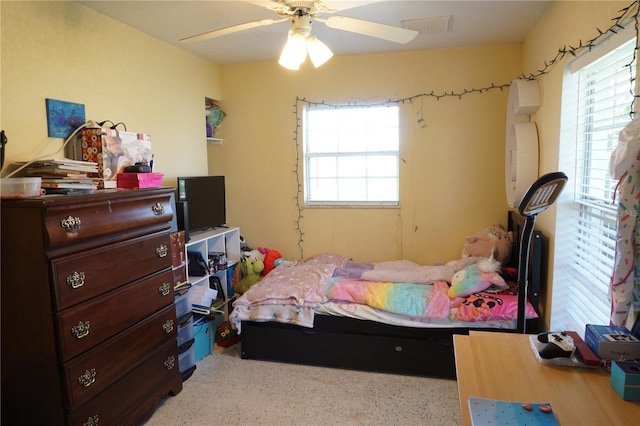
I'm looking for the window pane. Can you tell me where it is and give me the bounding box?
[368,155,398,177]
[368,177,398,201]
[304,105,400,206]
[308,177,337,200]
[368,128,399,151]
[310,156,337,178]
[338,130,367,152]
[307,128,337,153]
[335,178,367,201]
[337,156,366,177]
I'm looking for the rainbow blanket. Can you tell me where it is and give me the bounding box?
[325,278,452,318]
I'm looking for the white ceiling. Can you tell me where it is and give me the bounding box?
[77,0,552,65]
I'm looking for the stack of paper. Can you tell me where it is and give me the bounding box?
[23,158,99,193]
[190,283,218,312]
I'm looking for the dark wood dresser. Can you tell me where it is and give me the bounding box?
[1,187,182,425]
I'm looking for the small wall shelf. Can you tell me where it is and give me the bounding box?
[205,97,225,144]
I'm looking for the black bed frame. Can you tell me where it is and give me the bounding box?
[239,211,544,379]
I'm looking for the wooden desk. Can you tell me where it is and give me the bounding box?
[454,331,640,425]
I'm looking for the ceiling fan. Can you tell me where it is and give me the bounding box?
[180,0,418,70]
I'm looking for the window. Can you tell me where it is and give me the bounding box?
[303,104,399,207]
[554,28,636,335]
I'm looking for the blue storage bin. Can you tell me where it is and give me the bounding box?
[193,317,212,362]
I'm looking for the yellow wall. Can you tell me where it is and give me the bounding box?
[2,0,635,277]
[0,1,222,181]
[216,46,522,262]
[521,0,633,328]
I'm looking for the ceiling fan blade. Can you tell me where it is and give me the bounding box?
[320,1,386,13]
[180,18,287,43]
[320,15,418,44]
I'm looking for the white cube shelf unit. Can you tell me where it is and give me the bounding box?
[185,227,241,318]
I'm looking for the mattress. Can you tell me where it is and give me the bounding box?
[229,253,538,332]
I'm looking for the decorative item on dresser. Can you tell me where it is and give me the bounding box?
[1,187,182,425]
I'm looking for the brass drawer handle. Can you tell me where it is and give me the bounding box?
[72,321,90,339]
[66,271,86,289]
[78,368,96,387]
[163,319,174,333]
[158,282,171,296]
[61,215,81,232]
[83,415,99,426]
[164,355,176,370]
[152,202,165,215]
[156,244,168,258]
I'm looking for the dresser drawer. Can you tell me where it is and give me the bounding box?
[62,304,177,409]
[57,269,174,360]
[68,341,180,426]
[44,191,173,249]
[52,232,171,310]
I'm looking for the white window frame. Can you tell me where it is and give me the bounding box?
[302,104,400,208]
[553,25,637,336]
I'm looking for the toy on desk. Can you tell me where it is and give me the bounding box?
[530,331,599,368]
[537,331,575,359]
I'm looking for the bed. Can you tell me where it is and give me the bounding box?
[229,210,545,379]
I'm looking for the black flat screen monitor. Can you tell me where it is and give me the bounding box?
[176,176,226,233]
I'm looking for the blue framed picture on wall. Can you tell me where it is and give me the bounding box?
[46,98,86,138]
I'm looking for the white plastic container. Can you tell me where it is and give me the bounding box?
[0,177,42,199]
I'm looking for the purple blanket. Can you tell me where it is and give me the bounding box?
[332,257,483,283]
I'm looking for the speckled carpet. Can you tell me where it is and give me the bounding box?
[145,343,461,426]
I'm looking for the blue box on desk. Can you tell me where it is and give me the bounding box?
[611,361,640,401]
[585,324,640,360]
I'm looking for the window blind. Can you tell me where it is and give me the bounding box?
[553,35,636,334]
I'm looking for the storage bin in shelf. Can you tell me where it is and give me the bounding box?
[178,343,196,382]
[175,291,191,318]
[176,313,194,348]
[207,137,223,145]
[193,316,213,362]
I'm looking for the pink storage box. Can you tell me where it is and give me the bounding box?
[117,172,163,188]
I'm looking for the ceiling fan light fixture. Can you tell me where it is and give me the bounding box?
[180,0,422,65]
[279,31,308,70]
[306,35,333,68]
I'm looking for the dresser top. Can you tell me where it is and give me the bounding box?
[1,187,175,208]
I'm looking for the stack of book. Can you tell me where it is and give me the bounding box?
[24,158,99,194]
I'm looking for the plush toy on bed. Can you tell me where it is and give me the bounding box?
[447,257,508,299]
[235,251,265,294]
[461,224,513,263]
[258,247,283,276]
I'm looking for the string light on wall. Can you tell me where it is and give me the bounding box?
[290,0,640,258]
